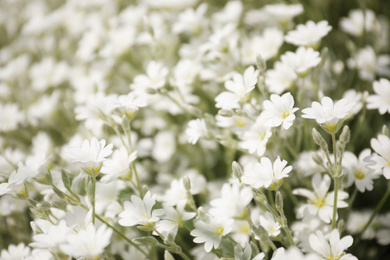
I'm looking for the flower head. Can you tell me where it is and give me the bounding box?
[281,47,321,76]
[285,20,332,48]
[369,134,390,179]
[367,78,390,115]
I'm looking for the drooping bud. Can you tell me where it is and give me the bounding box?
[133,236,158,246]
[312,152,324,166]
[339,126,350,146]
[312,128,329,153]
[232,161,243,180]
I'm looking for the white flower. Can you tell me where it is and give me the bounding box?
[65,137,113,175]
[309,229,357,260]
[173,4,207,34]
[285,20,332,47]
[259,211,281,237]
[377,213,390,245]
[262,92,299,129]
[265,61,297,94]
[242,157,292,189]
[369,134,390,179]
[0,243,31,260]
[342,89,366,118]
[348,46,390,81]
[294,150,326,177]
[186,119,208,144]
[0,103,24,132]
[263,4,303,24]
[302,96,355,133]
[215,66,259,110]
[191,217,233,253]
[239,116,272,156]
[152,130,176,163]
[113,92,147,118]
[118,191,164,227]
[340,9,378,37]
[155,206,196,238]
[343,149,379,192]
[30,220,73,250]
[29,57,68,91]
[209,183,253,219]
[272,247,320,260]
[60,223,112,258]
[293,173,349,223]
[100,147,137,183]
[367,78,390,114]
[131,60,169,91]
[281,47,321,76]
[346,211,376,240]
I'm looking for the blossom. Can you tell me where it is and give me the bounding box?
[265,61,297,94]
[262,92,299,129]
[0,243,31,260]
[65,137,113,175]
[272,247,320,260]
[242,157,292,189]
[293,173,349,223]
[186,118,208,144]
[340,9,378,37]
[191,217,233,252]
[113,92,147,119]
[369,134,390,179]
[309,229,357,260]
[366,78,390,114]
[118,191,164,227]
[130,60,169,91]
[302,96,355,133]
[343,149,380,192]
[285,20,332,48]
[0,103,24,132]
[263,4,303,24]
[239,116,272,156]
[281,47,321,76]
[100,147,137,183]
[30,220,73,250]
[259,211,281,237]
[215,66,259,110]
[346,211,376,240]
[155,205,196,237]
[60,223,112,258]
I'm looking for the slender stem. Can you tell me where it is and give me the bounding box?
[94,214,149,257]
[331,133,339,230]
[153,228,191,260]
[354,182,390,245]
[283,226,296,247]
[92,175,96,224]
[344,187,358,222]
[132,163,143,197]
[113,126,130,153]
[283,181,299,207]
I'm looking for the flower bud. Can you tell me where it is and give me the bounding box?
[382,125,390,137]
[339,126,350,146]
[276,191,284,213]
[218,109,233,117]
[312,128,329,152]
[133,236,158,246]
[232,161,243,180]
[312,152,324,166]
[183,176,191,191]
[164,251,175,260]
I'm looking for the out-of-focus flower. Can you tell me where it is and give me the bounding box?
[131,61,169,92]
[100,147,137,183]
[367,78,390,114]
[239,116,272,156]
[340,9,378,37]
[281,47,321,76]
[259,211,281,237]
[0,243,31,260]
[265,61,297,94]
[285,20,332,48]
[369,134,390,179]
[186,119,208,144]
[263,4,303,25]
[0,103,24,132]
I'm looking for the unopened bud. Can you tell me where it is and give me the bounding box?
[183,176,191,191]
[254,225,269,242]
[164,231,176,245]
[256,53,266,74]
[312,152,324,166]
[275,191,284,213]
[145,88,157,95]
[164,251,175,260]
[218,109,233,117]
[133,236,158,246]
[197,207,206,220]
[232,161,243,179]
[312,128,328,152]
[339,126,350,145]
[142,185,149,196]
[255,192,268,205]
[184,105,203,118]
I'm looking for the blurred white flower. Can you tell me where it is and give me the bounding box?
[377,213,390,245]
[263,4,303,25]
[242,156,292,189]
[173,4,207,34]
[265,61,297,94]
[272,247,320,260]
[259,211,281,237]
[131,61,169,92]
[285,20,332,47]
[155,205,196,237]
[0,243,31,260]
[60,223,112,259]
[309,229,357,260]
[281,47,321,76]
[340,9,378,37]
[30,220,73,250]
[118,191,164,227]
[262,92,299,130]
[239,116,272,156]
[152,131,176,163]
[367,78,390,114]
[186,118,208,144]
[346,211,376,240]
[100,147,137,183]
[369,134,390,179]
[0,103,24,132]
[29,57,68,91]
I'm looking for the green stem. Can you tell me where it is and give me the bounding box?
[132,163,143,197]
[354,182,390,245]
[92,175,96,224]
[331,133,339,230]
[153,228,191,260]
[94,214,149,258]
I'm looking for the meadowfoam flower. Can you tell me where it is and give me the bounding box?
[343,149,380,192]
[215,66,259,110]
[369,134,390,179]
[262,92,299,130]
[191,216,233,253]
[309,229,357,260]
[302,96,355,133]
[118,191,164,227]
[285,20,332,48]
[265,61,297,94]
[293,173,349,223]
[60,223,112,259]
[30,220,74,251]
[65,137,113,176]
[366,78,390,114]
[242,157,292,189]
[281,47,321,76]
[239,116,272,156]
[186,118,208,144]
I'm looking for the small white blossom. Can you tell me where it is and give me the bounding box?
[186,119,208,144]
[369,134,390,179]
[242,157,292,189]
[285,20,332,47]
[265,61,297,94]
[239,116,272,156]
[281,47,321,76]
[259,212,281,237]
[366,78,390,114]
[100,147,137,183]
[0,243,31,260]
[131,60,169,91]
[262,92,299,130]
[340,9,378,37]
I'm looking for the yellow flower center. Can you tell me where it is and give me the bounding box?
[235,119,246,128]
[354,170,365,180]
[258,132,266,141]
[314,197,325,208]
[281,111,290,119]
[216,225,224,236]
